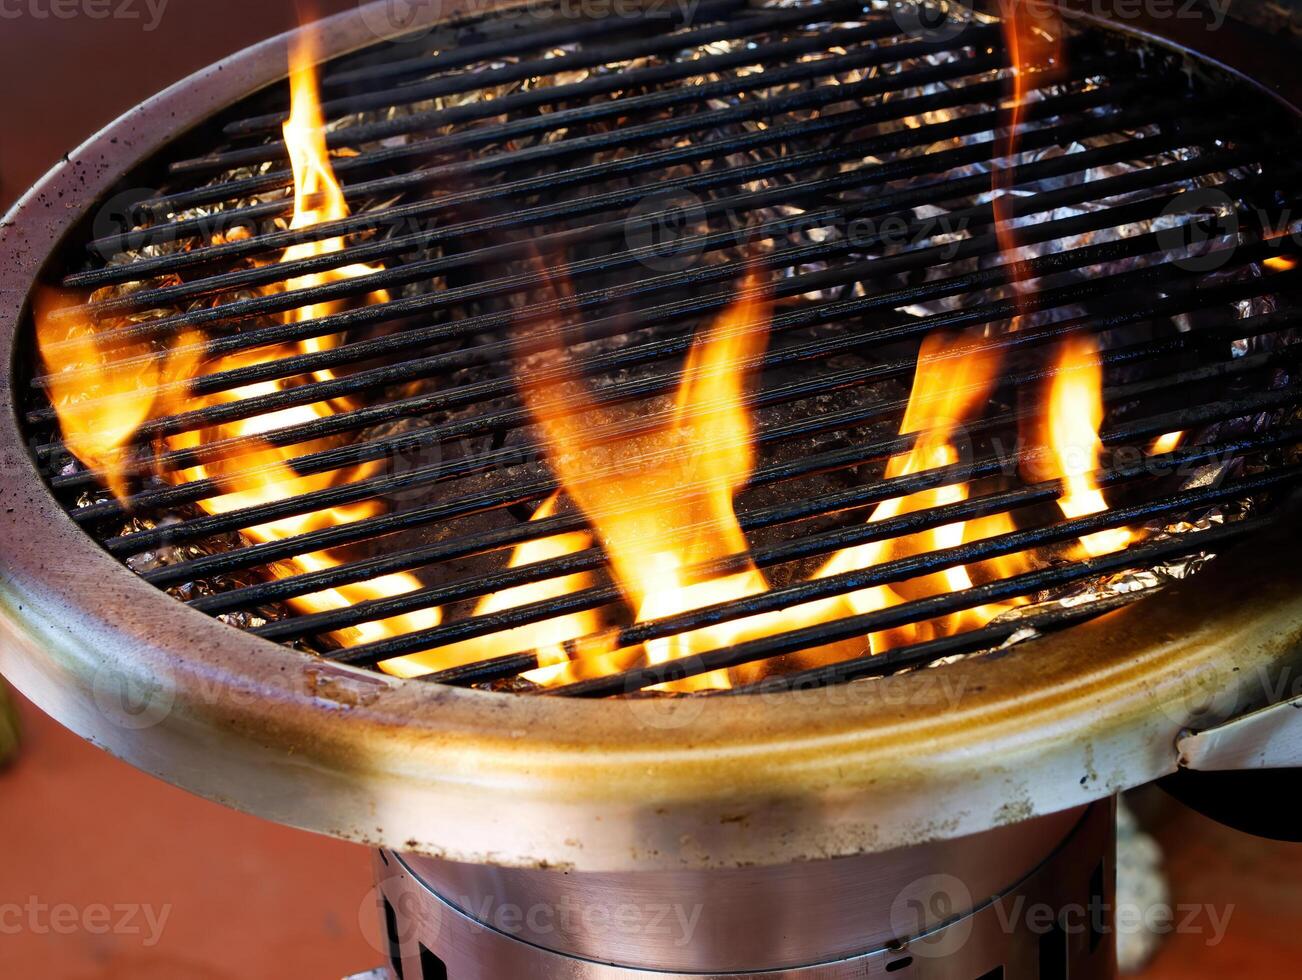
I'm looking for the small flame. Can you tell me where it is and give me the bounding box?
[994,0,1065,319]
[35,290,199,501]
[1264,255,1297,272]
[1039,335,1131,557]
[1149,431,1184,455]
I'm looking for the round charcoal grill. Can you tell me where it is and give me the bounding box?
[3,1,1302,976]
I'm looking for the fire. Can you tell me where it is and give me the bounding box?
[39,31,437,656]
[35,290,198,502]
[520,277,783,691]
[37,13,1159,691]
[1265,255,1297,272]
[163,32,438,652]
[1149,431,1184,455]
[380,493,604,678]
[993,0,1064,317]
[807,332,1030,654]
[1037,335,1131,557]
[279,31,388,380]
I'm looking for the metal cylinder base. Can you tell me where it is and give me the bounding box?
[371,802,1116,979]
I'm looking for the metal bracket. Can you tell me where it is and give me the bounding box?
[1177,698,1302,770]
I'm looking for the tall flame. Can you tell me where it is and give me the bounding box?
[520,276,777,691]
[809,332,1031,653]
[1038,334,1131,558]
[162,32,438,651]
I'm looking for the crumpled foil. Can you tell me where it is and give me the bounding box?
[53,0,1297,674]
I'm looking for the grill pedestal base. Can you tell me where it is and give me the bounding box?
[372,802,1115,979]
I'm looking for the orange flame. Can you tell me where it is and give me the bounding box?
[38,18,1157,692]
[162,33,436,652]
[808,332,1031,653]
[994,0,1065,318]
[519,276,777,691]
[1038,335,1131,557]
[380,493,605,678]
[34,290,199,502]
[1149,431,1183,455]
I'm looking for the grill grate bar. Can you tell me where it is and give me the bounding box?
[138,21,975,222]
[48,104,1207,379]
[251,427,1300,646]
[25,2,1302,696]
[61,231,1297,539]
[316,0,747,90]
[51,76,1153,305]
[37,146,1258,441]
[336,464,1294,675]
[150,350,1302,611]
[316,0,755,89]
[545,510,1271,696]
[727,592,1140,694]
[65,59,1014,321]
[166,3,904,179]
[38,122,1218,424]
[769,591,1147,690]
[42,178,1279,481]
[59,255,1301,567]
[221,1,884,139]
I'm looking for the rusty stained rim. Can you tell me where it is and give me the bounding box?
[1,0,1301,870]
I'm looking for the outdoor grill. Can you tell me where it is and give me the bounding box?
[2,0,1301,977]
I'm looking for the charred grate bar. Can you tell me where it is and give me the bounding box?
[22,0,1302,698]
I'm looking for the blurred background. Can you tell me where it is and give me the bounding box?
[1,0,1300,976]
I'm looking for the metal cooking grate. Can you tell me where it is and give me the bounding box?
[22,0,1302,697]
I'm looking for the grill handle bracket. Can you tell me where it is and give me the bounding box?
[1177,696,1302,771]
